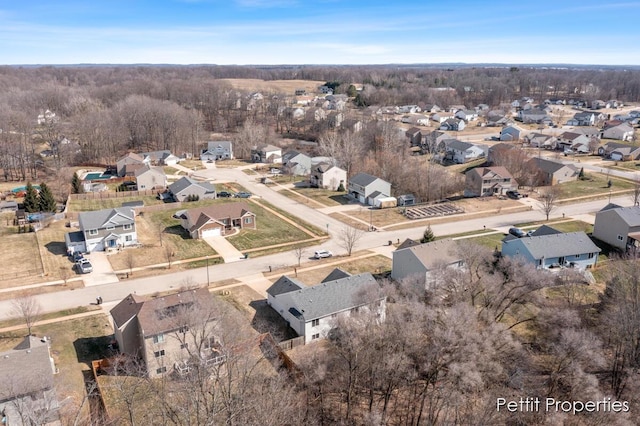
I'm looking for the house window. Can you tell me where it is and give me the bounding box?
[311,319,319,327]
[156,367,167,374]
[153,334,165,344]
[244,217,253,224]
[180,343,189,350]
[575,254,580,259]
[124,224,132,230]
[312,333,320,340]
[589,253,595,258]
[88,229,98,236]
[617,235,624,241]
[154,350,165,358]
[125,235,132,242]
[106,225,115,231]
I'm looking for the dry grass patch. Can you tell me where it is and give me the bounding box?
[290,254,391,285]
[67,195,161,212]
[38,220,78,278]
[219,78,326,93]
[288,187,348,207]
[0,232,43,286]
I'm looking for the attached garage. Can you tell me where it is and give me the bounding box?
[201,228,222,238]
[611,152,624,161]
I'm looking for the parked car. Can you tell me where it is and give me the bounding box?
[506,190,522,200]
[70,251,84,262]
[75,258,93,274]
[218,191,232,198]
[508,227,527,238]
[314,249,333,259]
[234,192,252,198]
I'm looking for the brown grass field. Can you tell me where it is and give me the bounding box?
[218,78,326,94]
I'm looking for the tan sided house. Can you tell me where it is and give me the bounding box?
[110,288,224,378]
[178,201,256,239]
[464,166,518,197]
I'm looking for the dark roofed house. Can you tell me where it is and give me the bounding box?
[111,288,223,377]
[526,157,578,185]
[178,201,256,239]
[266,272,386,343]
[66,207,137,253]
[281,150,312,176]
[464,166,518,197]
[0,336,59,425]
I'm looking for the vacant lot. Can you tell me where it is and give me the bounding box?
[556,173,634,199]
[0,231,44,286]
[288,254,392,285]
[67,195,162,212]
[285,187,348,207]
[219,78,326,94]
[227,202,313,251]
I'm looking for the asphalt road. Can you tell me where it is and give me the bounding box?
[0,188,632,321]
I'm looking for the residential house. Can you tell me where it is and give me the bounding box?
[526,157,579,185]
[439,118,466,131]
[65,207,137,253]
[464,166,518,197]
[557,132,591,152]
[567,111,595,126]
[445,140,486,164]
[110,288,223,378]
[140,150,180,166]
[116,152,147,177]
[501,229,600,270]
[448,104,467,113]
[519,108,552,125]
[399,105,421,114]
[523,133,556,149]
[593,204,640,253]
[327,112,344,128]
[306,107,327,123]
[423,104,441,113]
[391,238,464,289]
[266,271,386,343]
[602,122,634,141]
[348,173,392,205]
[455,109,478,122]
[421,130,449,153]
[573,126,601,138]
[37,109,57,125]
[500,125,524,142]
[201,141,234,161]
[405,127,423,146]
[177,201,256,238]
[430,112,454,124]
[282,150,312,176]
[598,141,640,161]
[135,165,167,190]
[0,200,18,212]
[168,177,216,202]
[341,118,364,133]
[0,336,59,426]
[310,163,347,190]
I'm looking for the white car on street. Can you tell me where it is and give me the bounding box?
[314,250,333,259]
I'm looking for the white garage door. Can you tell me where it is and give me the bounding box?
[611,153,623,161]
[201,228,221,238]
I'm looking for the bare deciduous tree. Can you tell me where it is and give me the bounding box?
[337,226,364,256]
[11,295,42,335]
[125,251,136,277]
[538,187,559,221]
[293,245,305,267]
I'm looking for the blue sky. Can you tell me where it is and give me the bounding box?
[1,0,639,65]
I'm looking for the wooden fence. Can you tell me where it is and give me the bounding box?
[69,189,158,200]
[278,335,305,351]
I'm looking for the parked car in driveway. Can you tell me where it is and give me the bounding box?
[314,249,333,259]
[234,192,252,198]
[218,191,232,198]
[508,227,527,238]
[75,258,93,274]
[70,251,84,262]
[506,190,522,200]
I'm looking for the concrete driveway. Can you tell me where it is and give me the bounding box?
[203,236,245,263]
[81,252,119,287]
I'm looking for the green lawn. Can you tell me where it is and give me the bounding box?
[227,203,313,251]
[256,199,327,236]
[556,173,634,199]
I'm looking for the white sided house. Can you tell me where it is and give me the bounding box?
[347,172,391,206]
[266,271,386,343]
[66,207,138,253]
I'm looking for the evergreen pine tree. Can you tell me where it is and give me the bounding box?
[578,167,585,180]
[23,182,39,213]
[38,182,57,213]
[71,172,83,194]
[420,224,435,243]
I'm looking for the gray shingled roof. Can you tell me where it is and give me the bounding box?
[266,276,305,297]
[530,225,562,236]
[0,336,54,400]
[168,176,215,195]
[529,157,576,174]
[611,206,640,227]
[78,207,135,231]
[321,268,351,283]
[447,140,473,151]
[506,231,601,260]
[397,238,461,270]
[286,273,380,321]
[349,172,380,187]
